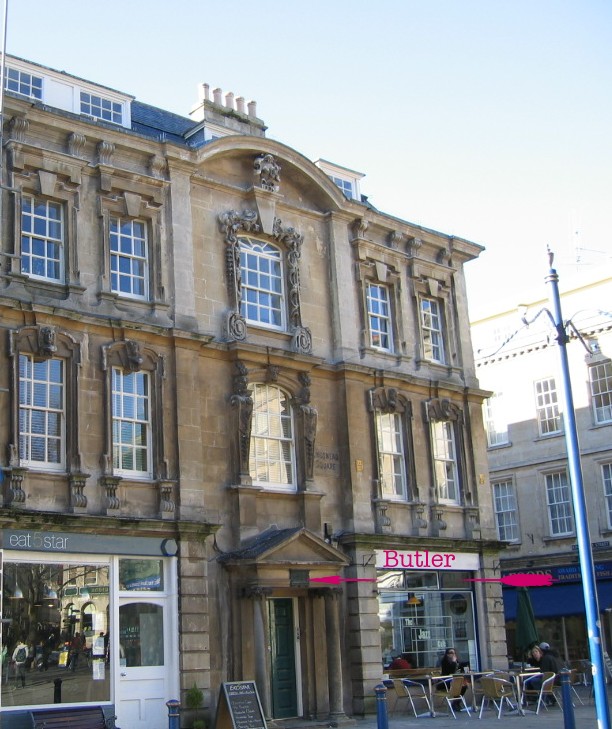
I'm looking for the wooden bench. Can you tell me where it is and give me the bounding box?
[32,706,116,729]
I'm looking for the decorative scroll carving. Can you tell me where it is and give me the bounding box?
[158,480,176,515]
[387,230,403,249]
[254,153,281,192]
[432,507,448,531]
[149,154,166,178]
[69,473,88,510]
[97,141,115,166]
[8,116,28,142]
[273,217,312,354]
[425,398,462,423]
[218,209,260,341]
[368,387,411,415]
[5,467,27,506]
[412,503,428,530]
[407,237,422,256]
[100,475,121,511]
[295,372,318,481]
[68,132,87,158]
[436,247,450,264]
[351,217,369,240]
[376,502,392,532]
[230,361,253,477]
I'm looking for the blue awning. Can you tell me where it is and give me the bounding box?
[504,581,612,620]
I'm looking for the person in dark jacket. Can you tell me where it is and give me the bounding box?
[527,643,564,704]
[439,648,469,706]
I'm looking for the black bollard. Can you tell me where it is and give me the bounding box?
[375,683,389,729]
[53,678,62,703]
[560,669,576,729]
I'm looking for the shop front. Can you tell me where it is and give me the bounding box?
[376,548,482,671]
[0,528,179,729]
[503,561,612,661]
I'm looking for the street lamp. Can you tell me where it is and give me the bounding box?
[545,248,610,729]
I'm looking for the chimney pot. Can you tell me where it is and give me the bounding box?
[247,100,257,118]
[236,96,245,114]
[225,92,235,110]
[199,83,210,102]
[213,87,223,105]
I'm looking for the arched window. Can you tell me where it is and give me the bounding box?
[249,384,295,490]
[239,238,284,329]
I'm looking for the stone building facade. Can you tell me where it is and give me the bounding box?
[0,55,505,728]
[472,273,612,661]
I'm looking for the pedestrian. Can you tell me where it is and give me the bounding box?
[12,638,28,687]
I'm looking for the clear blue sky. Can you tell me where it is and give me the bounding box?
[5,0,611,318]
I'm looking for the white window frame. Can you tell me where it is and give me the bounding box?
[484,392,509,447]
[431,420,459,503]
[18,354,65,471]
[80,91,123,124]
[4,66,43,99]
[375,412,407,500]
[492,480,519,542]
[367,282,394,352]
[249,384,296,491]
[20,195,64,283]
[239,238,285,330]
[535,377,561,436]
[603,463,612,530]
[111,367,152,479]
[545,470,574,536]
[420,297,445,364]
[110,217,149,300]
[589,362,612,425]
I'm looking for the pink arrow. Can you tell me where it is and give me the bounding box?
[310,576,377,585]
[464,573,554,588]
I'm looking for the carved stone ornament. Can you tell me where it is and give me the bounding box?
[230,361,253,477]
[426,397,462,422]
[8,116,28,143]
[352,217,369,240]
[68,132,87,158]
[125,340,144,372]
[387,230,403,249]
[368,387,410,416]
[273,217,312,354]
[97,141,115,166]
[218,209,261,341]
[407,237,422,256]
[38,326,58,358]
[254,153,281,192]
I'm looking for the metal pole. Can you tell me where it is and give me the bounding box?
[559,669,576,729]
[166,699,180,729]
[546,249,611,729]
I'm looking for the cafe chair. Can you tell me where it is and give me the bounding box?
[478,676,517,719]
[522,671,557,714]
[443,675,472,719]
[391,679,432,718]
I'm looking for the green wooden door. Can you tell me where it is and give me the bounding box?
[269,598,298,718]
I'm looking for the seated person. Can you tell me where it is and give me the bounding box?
[438,648,469,703]
[388,652,412,670]
[526,643,564,705]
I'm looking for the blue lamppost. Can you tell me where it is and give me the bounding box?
[545,248,610,729]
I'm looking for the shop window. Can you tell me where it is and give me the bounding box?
[1,560,110,707]
[119,559,164,591]
[119,603,164,667]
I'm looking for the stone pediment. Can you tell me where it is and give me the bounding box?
[219,526,349,568]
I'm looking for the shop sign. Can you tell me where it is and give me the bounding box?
[375,549,480,571]
[1,529,178,557]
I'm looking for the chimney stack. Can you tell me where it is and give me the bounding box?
[247,100,257,118]
[213,87,223,106]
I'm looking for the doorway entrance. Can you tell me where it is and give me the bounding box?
[269,598,298,718]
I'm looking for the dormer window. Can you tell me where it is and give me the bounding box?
[4,66,43,100]
[314,159,364,201]
[80,92,123,125]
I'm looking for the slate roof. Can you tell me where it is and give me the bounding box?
[218,526,303,562]
[131,101,201,146]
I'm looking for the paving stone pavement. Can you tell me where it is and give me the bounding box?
[350,684,604,729]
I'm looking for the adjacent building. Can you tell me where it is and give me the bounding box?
[472,273,612,662]
[0,55,506,728]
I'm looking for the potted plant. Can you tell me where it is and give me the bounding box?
[185,683,206,729]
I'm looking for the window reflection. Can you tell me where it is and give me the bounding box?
[1,562,110,707]
[119,603,164,667]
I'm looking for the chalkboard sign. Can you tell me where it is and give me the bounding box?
[215,681,267,729]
